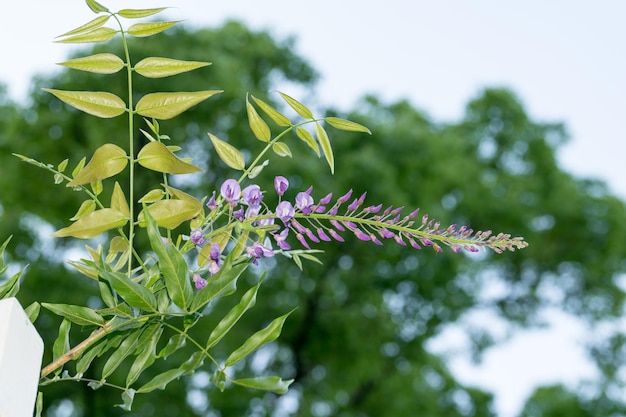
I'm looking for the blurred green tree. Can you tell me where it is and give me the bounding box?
[1,20,625,417]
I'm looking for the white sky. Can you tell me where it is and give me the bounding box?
[2,1,625,416]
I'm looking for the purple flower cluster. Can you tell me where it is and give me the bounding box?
[196,176,528,280]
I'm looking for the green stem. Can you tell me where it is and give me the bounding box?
[114,14,136,277]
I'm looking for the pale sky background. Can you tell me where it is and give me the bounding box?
[2,1,625,416]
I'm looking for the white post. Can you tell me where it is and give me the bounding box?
[0,298,44,417]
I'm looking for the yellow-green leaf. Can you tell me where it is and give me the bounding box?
[67,144,128,186]
[58,53,124,74]
[86,0,109,13]
[56,15,110,38]
[251,96,291,126]
[135,57,211,78]
[135,91,221,120]
[315,122,334,174]
[56,27,117,44]
[163,185,200,204]
[111,182,130,217]
[137,141,202,174]
[73,157,86,178]
[52,209,128,239]
[138,200,202,230]
[325,117,371,134]
[58,159,69,173]
[44,89,126,118]
[208,133,245,170]
[127,21,179,37]
[296,127,320,157]
[139,189,165,203]
[277,91,313,119]
[246,98,271,142]
[272,142,292,158]
[70,200,96,221]
[117,8,167,18]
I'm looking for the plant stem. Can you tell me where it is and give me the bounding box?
[40,326,109,379]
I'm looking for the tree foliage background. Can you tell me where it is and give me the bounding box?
[1,21,625,417]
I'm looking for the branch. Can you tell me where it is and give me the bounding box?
[40,325,109,379]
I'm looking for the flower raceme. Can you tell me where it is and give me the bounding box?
[192,176,528,282]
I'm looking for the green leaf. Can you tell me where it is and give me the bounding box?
[35,392,43,417]
[111,182,130,217]
[232,376,294,394]
[0,270,23,299]
[58,53,124,75]
[190,262,248,312]
[145,208,193,310]
[44,89,126,118]
[272,142,292,158]
[117,8,167,18]
[102,328,142,378]
[127,21,179,37]
[52,208,128,239]
[296,127,320,157]
[137,352,203,393]
[86,0,109,13]
[246,97,271,142]
[135,91,221,120]
[76,338,107,375]
[52,319,71,362]
[137,141,203,174]
[73,157,86,178]
[25,302,41,323]
[225,310,293,367]
[139,189,164,203]
[315,122,334,174]
[98,281,117,308]
[134,57,210,78]
[118,389,135,411]
[126,323,163,387]
[325,117,371,134]
[42,303,105,326]
[157,334,186,359]
[56,27,117,44]
[208,133,245,170]
[57,15,110,38]
[100,270,157,312]
[206,280,261,349]
[251,96,291,126]
[70,200,96,221]
[278,91,313,119]
[67,144,127,186]
[138,199,202,230]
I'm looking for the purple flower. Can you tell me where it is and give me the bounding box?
[193,274,207,290]
[258,211,275,227]
[233,207,245,221]
[296,233,310,249]
[337,189,353,204]
[328,229,344,242]
[221,179,241,206]
[273,228,291,250]
[246,242,275,265]
[274,176,289,196]
[276,201,295,223]
[319,193,333,205]
[208,243,221,276]
[295,192,314,214]
[206,192,218,210]
[190,228,206,246]
[245,205,260,219]
[317,228,331,242]
[242,184,263,206]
